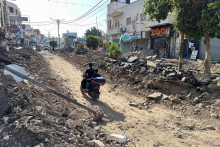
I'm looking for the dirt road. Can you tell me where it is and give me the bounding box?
[42,52,220,147]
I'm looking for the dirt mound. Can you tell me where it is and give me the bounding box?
[0,49,123,146]
[57,49,220,120]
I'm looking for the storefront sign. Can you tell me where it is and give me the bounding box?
[111,34,121,40]
[121,35,130,42]
[21,17,28,21]
[190,50,198,60]
[24,29,32,32]
[151,26,170,37]
[130,32,141,39]
[7,25,20,33]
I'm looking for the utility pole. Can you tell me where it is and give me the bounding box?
[3,0,8,33]
[57,19,60,49]
[51,18,64,50]
[96,16,98,37]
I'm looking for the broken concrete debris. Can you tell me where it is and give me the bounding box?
[109,134,127,143]
[147,92,162,100]
[0,48,126,146]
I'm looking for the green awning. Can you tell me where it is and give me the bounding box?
[121,35,130,42]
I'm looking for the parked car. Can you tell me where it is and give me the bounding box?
[43,46,49,50]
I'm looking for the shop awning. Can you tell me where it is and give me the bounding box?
[147,23,173,28]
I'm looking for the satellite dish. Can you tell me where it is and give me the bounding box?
[4,64,27,83]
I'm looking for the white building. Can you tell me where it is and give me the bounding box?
[107,0,181,58]
[6,1,21,26]
[62,31,77,38]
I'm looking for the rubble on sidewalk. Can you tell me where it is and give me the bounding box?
[57,49,220,120]
[0,47,127,146]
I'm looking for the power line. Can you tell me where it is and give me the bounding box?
[47,0,93,7]
[62,19,106,26]
[24,22,54,26]
[62,0,107,24]
[78,8,107,25]
[23,21,52,24]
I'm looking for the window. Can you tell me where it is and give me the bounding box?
[10,20,15,25]
[126,17,131,25]
[22,24,25,29]
[16,9,18,15]
[108,20,112,29]
[140,14,146,22]
[8,6,14,13]
[115,19,117,27]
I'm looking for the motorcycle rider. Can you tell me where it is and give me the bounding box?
[82,63,94,91]
[93,69,101,78]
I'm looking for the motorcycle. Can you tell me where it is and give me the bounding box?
[80,76,106,101]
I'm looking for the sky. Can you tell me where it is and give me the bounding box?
[11,0,136,38]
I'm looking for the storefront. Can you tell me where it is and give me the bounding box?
[150,24,173,57]
[120,32,150,54]
[120,33,134,54]
[110,33,121,45]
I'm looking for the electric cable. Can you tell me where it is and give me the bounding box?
[62,0,107,24]
[47,0,93,7]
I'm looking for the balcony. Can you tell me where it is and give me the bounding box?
[109,11,123,17]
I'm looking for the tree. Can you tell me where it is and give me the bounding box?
[64,36,76,48]
[49,40,58,51]
[143,0,220,75]
[85,27,102,37]
[86,35,100,50]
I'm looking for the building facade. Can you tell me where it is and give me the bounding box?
[107,0,182,58]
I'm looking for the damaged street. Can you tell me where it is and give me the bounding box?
[0,0,220,146]
[1,46,219,147]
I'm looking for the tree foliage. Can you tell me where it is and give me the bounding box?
[86,35,100,50]
[49,40,58,50]
[85,27,102,37]
[142,0,220,74]
[64,36,76,48]
[143,0,220,40]
[106,43,121,60]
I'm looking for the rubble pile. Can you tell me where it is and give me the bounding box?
[0,48,128,146]
[57,49,220,119]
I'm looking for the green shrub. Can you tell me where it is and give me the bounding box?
[86,35,100,50]
[106,43,121,60]
[49,40,57,51]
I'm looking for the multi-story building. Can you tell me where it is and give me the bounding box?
[107,0,182,58]
[107,0,220,61]
[6,1,22,45]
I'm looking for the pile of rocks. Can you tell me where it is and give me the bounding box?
[0,48,129,146]
[57,49,220,119]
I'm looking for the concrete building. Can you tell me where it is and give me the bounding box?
[107,0,182,58]
[62,31,77,38]
[6,1,22,45]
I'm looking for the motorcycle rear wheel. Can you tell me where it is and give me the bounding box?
[88,91,99,101]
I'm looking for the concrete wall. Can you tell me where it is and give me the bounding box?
[199,38,220,61]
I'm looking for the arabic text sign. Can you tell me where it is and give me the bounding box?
[191,50,198,60]
[7,25,20,33]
